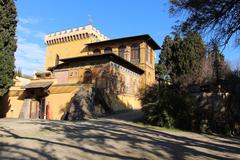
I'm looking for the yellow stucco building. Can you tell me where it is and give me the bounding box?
[1,25,160,120]
[45,25,158,86]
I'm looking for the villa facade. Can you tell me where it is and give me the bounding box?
[1,25,160,120]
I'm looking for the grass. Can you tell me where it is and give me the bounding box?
[132,122,183,133]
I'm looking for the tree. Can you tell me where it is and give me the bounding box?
[169,0,240,46]
[179,32,206,84]
[0,0,17,96]
[159,33,206,88]
[15,67,22,77]
[208,40,229,84]
[158,35,173,79]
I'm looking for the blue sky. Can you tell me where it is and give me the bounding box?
[15,0,240,75]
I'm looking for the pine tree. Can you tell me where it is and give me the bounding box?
[0,0,17,96]
[170,0,240,46]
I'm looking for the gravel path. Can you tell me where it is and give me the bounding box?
[0,118,240,160]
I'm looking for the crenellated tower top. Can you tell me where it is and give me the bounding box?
[44,25,108,46]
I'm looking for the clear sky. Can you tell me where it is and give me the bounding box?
[15,0,240,75]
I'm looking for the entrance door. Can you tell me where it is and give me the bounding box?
[29,100,39,119]
[39,98,46,119]
[29,98,46,119]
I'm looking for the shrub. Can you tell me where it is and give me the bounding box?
[141,84,196,130]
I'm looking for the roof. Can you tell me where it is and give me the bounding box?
[55,53,144,74]
[87,34,161,50]
[24,81,53,89]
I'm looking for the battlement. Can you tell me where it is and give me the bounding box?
[44,25,108,45]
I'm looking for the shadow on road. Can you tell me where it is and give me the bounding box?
[0,119,240,160]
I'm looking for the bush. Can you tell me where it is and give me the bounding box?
[141,81,240,136]
[141,84,196,130]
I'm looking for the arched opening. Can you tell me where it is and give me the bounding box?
[104,47,112,54]
[93,49,101,55]
[83,70,93,84]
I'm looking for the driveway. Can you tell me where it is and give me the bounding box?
[0,118,239,160]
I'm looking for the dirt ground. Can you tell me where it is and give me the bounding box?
[0,118,240,160]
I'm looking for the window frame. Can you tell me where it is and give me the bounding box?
[93,49,101,55]
[131,43,140,63]
[104,47,112,54]
[118,45,126,58]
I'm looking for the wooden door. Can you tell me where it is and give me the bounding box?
[29,100,39,119]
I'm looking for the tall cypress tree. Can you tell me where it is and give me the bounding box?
[208,41,228,84]
[171,34,183,77]
[158,35,173,79]
[180,32,206,84]
[159,33,206,87]
[0,0,17,96]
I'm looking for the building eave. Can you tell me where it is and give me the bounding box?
[86,34,161,50]
[54,53,144,75]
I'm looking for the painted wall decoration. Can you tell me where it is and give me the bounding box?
[54,61,141,96]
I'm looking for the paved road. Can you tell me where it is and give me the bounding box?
[0,118,240,160]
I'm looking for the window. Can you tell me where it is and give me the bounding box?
[93,49,101,55]
[145,46,148,62]
[150,49,153,64]
[131,43,140,63]
[55,54,59,66]
[118,45,126,58]
[69,71,73,77]
[69,70,78,78]
[104,47,112,54]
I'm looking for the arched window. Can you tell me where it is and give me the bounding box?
[118,45,126,58]
[93,49,101,55]
[83,70,93,84]
[131,43,140,63]
[55,54,59,66]
[104,47,112,54]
